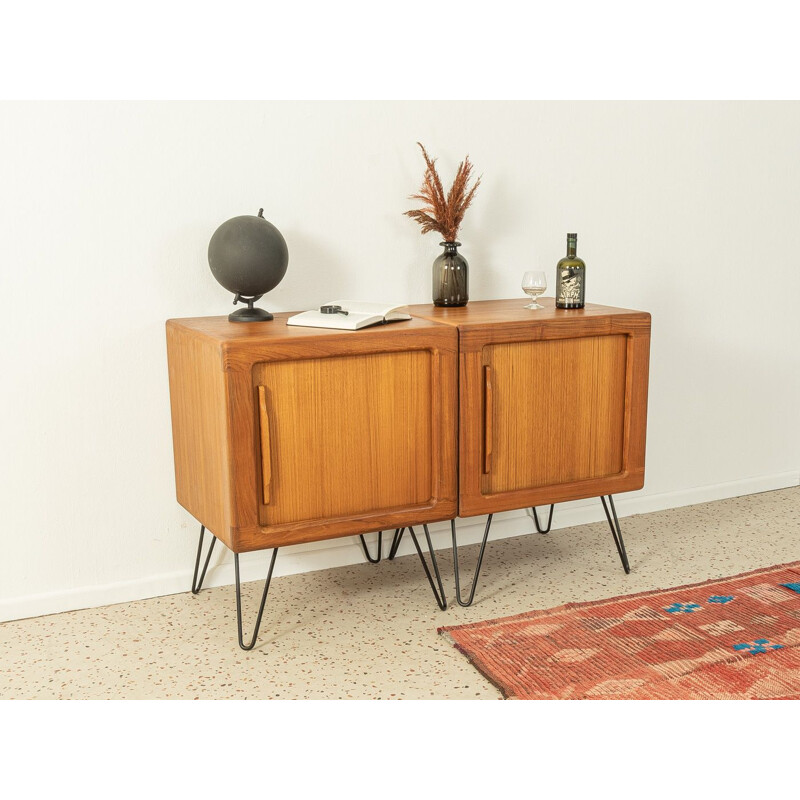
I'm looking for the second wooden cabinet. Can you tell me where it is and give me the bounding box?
[407,299,651,517]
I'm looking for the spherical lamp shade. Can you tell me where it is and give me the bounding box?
[208,208,289,322]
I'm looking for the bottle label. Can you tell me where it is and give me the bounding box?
[557,269,583,304]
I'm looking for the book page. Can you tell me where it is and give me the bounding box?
[325,300,411,320]
[286,301,410,331]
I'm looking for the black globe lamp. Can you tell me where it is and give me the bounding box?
[208,208,289,322]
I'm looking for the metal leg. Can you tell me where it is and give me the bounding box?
[359,531,383,563]
[191,525,217,594]
[234,548,279,651]
[601,495,630,574]
[532,504,555,534]
[407,525,447,610]
[388,528,405,560]
[360,528,406,563]
[451,514,494,607]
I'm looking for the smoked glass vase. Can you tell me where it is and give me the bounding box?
[432,241,468,307]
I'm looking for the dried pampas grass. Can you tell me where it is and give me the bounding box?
[404,142,481,242]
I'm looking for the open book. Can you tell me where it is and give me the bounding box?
[287,301,411,331]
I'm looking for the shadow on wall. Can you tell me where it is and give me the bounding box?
[630,274,798,491]
[233,228,359,314]
[403,173,539,304]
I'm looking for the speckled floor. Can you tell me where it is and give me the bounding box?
[2,487,798,700]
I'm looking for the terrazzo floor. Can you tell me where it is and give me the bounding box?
[2,487,798,700]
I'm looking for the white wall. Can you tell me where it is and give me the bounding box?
[1,101,798,622]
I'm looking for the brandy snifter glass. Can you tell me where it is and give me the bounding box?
[522,270,547,309]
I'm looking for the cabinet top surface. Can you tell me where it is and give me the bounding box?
[167,298,650,344]
[406,297,650,328]
[166,311,447,344]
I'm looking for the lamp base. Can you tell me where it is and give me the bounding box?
[228,307,274,323]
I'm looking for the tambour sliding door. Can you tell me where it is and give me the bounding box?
[253,349,435,528]
[455,306,650,516]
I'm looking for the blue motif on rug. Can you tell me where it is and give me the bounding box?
[665,602,702,614]
[781,582,800,594]
[733,639,784,655]
[708,595,734,604]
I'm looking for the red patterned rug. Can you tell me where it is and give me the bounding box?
[439,561,800,699]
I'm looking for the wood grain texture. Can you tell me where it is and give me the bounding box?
[166,315,458,552]
[165,322,231,545]
[253,350,433,526]
[436,300,651,517]
[166,301,649,548]
[484,335,627,493]
[170,312,437,349]
[407,297,646,328]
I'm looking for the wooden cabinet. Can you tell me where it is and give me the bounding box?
[167,299,650,643]
[407,299,651,517]
[167,299,649,552]
[166,315,458,553]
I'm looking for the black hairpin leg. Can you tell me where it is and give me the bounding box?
[451,514,494,607]
[532,504,555,534]
[600,495,630,574]
[407,525,447,610]
[359,531,384,563]
[191,523,278,650]
[234,548,279,651]
[388,528,405,560]
[360,528,406,563]
[191,524,217,594]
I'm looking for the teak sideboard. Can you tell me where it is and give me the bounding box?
[166,298,651,648]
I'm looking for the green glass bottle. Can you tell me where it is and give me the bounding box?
[555,233,586,309]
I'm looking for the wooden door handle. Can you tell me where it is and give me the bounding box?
[257,385,272,504]
[483,364,493,474]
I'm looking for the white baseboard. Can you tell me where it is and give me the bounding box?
[2,471,797,624]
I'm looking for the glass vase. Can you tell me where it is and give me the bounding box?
[432,241,468,307]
